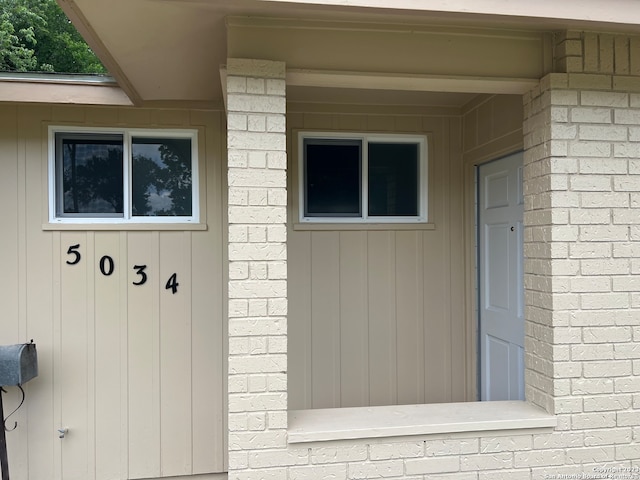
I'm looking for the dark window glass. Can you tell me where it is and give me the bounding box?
[131,137,192,216]
[368,142,419,217]
[57,133,123,215]
[304,139,361,217]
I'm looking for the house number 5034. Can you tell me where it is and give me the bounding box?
[65,244,179,294]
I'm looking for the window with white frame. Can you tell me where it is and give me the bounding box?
[49,127,198,223]
[299,132,427,223]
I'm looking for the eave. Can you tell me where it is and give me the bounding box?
[0,73,132,106]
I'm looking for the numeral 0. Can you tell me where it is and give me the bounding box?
[100,255,115,276]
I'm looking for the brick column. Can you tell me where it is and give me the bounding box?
[525,57,640,461]
[226,59,289,479]
[522,75,587,416]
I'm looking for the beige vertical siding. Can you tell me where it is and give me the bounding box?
[288,97,523,409]
[0,104,226,480]
[462,94,524,165]
[287,109,469,409]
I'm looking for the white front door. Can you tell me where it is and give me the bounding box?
[479,152,524,401]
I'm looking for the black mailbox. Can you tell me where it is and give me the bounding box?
[0,343,38,386]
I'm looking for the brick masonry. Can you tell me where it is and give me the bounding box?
[227,32,640,479]
[226,58,289,480]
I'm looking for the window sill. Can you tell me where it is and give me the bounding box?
[292,222,436,231]
[287,401,556,444]
[43,222,208,231]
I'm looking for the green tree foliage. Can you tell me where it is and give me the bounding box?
[0,0,105,73]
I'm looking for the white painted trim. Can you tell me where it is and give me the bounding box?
[47,126,200,225]
[287,69,539,94]
[288,401,556,443]
[298,131,428,223]
[261,0,640,26]
[42,222,208,231]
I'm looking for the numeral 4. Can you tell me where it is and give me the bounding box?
[165,273,179,294]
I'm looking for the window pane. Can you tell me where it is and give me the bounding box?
[58,134,124,215]
[304,139,361,217]
[132,137,192,216]
[368,142,419,217]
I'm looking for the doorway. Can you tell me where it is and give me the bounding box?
[478,152,525,401]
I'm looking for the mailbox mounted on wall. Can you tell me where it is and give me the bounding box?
[0,342,37,480]
[0,343,38,387]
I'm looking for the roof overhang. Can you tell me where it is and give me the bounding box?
[54,0,640,108]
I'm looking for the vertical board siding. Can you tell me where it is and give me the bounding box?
[422,231,449,404]
[448,116,468,402]
[0,105,226,480]
[288,112,467,409]
[23,106,56,480]
[60,230,91,479]
[1,105,28,479]
[159,232,192,477]
[338,232,369,407]
[0,106,19,343]
[94,232,124,480]
[287,231,312,409]
[310,233,341,409]
[128,231,161,479]
[395,231,424,406]
[368,231,398,406]
[434,117,453,400]
[190,111,225,474]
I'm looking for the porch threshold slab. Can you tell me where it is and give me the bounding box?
[288,401,556,443]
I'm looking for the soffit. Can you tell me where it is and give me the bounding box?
[61,0,640,107]
[264,0,640,29]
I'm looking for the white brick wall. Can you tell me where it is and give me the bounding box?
[227,34,640,478]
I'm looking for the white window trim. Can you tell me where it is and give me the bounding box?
[298,131,428,224]
[48,126,200,225]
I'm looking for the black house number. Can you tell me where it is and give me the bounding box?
[65,244,81,265]
[99,255,115,276]
[132,265,148,286]
[65,244,178,294]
